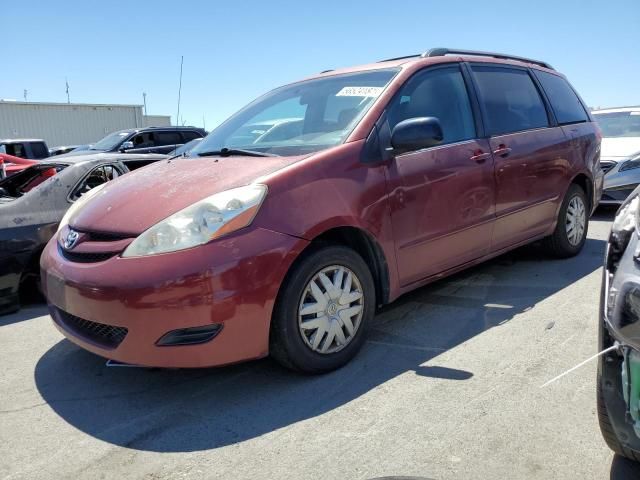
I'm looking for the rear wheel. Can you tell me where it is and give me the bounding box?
[270,245,375,373]
[542,184,588,257]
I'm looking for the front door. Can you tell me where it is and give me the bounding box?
[384,65,496,286]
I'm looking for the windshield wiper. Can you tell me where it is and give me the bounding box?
[197,147,278,158]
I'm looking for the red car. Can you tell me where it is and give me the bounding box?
[41,48,603,372]
[0,153,37,178]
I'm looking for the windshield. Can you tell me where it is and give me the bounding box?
[593,111,640,138]
[191,69,399,157]
[90,131,131,151]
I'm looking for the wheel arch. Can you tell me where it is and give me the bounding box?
[570,172,594,213]
[277,225,391,308]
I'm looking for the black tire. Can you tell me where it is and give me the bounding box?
[269,245,375,374]
[610,454,640,479]
[597,383,640,463]
[542,183,588,258]
[597,314,640,464]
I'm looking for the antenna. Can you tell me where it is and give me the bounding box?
[202,114,206,131]
[23,89,28,102]
[142,92,147,115]
[170,56,185,156]
[65,78,71,103]
[175,56,184,126]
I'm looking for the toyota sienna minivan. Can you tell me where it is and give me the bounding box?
[41,48,603,373]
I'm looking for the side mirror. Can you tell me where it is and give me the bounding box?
[120,141,134,152]
[391,117,443,154]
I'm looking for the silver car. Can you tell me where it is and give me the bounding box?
[593,106,640,205]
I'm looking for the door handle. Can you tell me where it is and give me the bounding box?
[493,145,512,157]
[469,152,491,163]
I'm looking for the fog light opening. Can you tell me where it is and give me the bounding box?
[156,324,223,346]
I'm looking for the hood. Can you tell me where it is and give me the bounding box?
[601,137,640,160]
[70,155,307,234]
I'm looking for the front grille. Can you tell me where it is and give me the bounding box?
[600,161,617,175]
[84,231,131,241]
[59,246,115,263]
[53,307,128,348]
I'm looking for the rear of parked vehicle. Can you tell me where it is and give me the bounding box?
[41,49,601,373]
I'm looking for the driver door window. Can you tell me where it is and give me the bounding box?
[387,67,476,145]
[70,165,121,201]
[131,133,156,149]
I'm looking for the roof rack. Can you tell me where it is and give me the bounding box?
[422,48,554,70]
[377,54,420,63]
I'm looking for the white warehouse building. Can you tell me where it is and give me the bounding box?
[0,100,171,147]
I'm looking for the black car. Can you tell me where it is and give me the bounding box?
[49,145,79,156]
[599,188,640,462]
[0,152,166,314]
[64,126,206,156]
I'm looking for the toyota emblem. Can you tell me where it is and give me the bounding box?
[64,230,80,250]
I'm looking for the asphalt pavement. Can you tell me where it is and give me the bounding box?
[2,208,638,480]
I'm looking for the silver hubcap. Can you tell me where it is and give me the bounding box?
[566,195,586,246]
[298,265,364,354]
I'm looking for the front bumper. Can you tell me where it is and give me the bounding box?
[600,229,640,453]
[41,226,308,367]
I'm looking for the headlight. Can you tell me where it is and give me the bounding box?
[122,184,267,258]
[612,195,640,238]
[620,155,640,172]
[57,182,108,232]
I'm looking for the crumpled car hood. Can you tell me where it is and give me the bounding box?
[70,155,307,235]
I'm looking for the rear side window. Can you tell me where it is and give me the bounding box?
[534,71,588,125]
[181,131,202,142]
[29,142,49,159]
[71,164,122,201]
[387,66,476,144]
[471,66,549,135]
[155,131,183,146]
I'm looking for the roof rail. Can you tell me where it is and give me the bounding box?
[378,54,420,63]
[422,48,554,70]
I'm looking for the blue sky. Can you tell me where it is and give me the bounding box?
[3,0,639,130]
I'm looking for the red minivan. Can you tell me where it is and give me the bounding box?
[41,48,603,373]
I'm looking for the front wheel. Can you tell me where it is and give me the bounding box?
[542,184,588,258]
[269,245,375,373]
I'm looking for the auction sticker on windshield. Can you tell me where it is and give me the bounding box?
[336,86,383,97]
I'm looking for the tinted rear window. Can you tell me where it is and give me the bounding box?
[29,142,49,159]
[471,66,549,136]
[182,131,203,141]
[534,71,588,125]
[155,131,183,146]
